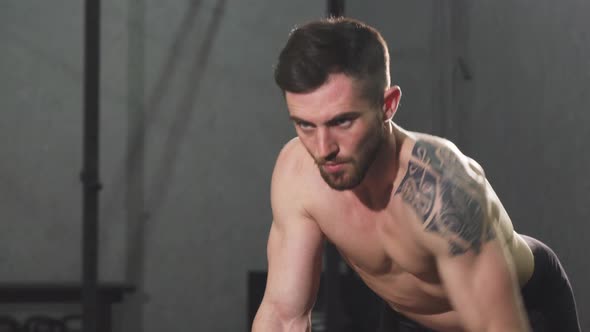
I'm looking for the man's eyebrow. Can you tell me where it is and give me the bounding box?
[290,112,362,125]
[289,115,310,123]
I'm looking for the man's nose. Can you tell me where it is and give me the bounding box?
[316,128,338,160]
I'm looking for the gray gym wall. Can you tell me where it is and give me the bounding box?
[0,1,587,332]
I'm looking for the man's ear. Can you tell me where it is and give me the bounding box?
[382,85,402,121]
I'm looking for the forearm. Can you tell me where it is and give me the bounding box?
[252,302,311,332]
[488,324,531,332]
[470,303,530,332]
[482,285,532,332]
[486,316,531,332]
[463,298,531,332]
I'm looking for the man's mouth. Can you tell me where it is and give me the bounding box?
[322,162,346,173]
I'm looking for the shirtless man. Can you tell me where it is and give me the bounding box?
[252,17,580,331]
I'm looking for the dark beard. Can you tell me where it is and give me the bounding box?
[319,127,385,191]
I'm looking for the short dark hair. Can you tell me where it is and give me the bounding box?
[274,17,390,107]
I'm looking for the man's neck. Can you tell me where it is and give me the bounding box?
[350,126,402,210]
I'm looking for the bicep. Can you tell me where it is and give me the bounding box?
[262,217,324,319]
[261,140,324,319]
[436,238,525,327]
[425,174,527,329]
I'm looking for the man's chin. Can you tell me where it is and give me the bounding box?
[328,182,358,191]
[321,173,361,191]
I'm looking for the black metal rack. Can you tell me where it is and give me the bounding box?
[81,1,102,331]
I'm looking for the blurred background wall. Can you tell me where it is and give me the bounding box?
[0,0,587,331]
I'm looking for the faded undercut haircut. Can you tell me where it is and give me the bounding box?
[274,17,391,108]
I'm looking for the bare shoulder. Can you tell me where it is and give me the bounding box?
[272,137,315,189]
[396,132,494,256]
[271,137,316,221]
[403,132,485,179]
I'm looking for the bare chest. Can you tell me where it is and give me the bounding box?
[313,198,435,279]
[312,198,454,316]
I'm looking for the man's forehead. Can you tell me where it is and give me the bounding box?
[285,74,369,119]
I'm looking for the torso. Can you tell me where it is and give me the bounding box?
[291,128,534,332]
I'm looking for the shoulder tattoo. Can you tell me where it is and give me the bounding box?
[395,140,495,256]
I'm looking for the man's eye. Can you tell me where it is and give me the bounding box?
[297,122,313,130]
[334,118,352,127]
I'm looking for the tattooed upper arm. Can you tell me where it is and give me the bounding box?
[395,140,495,256]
